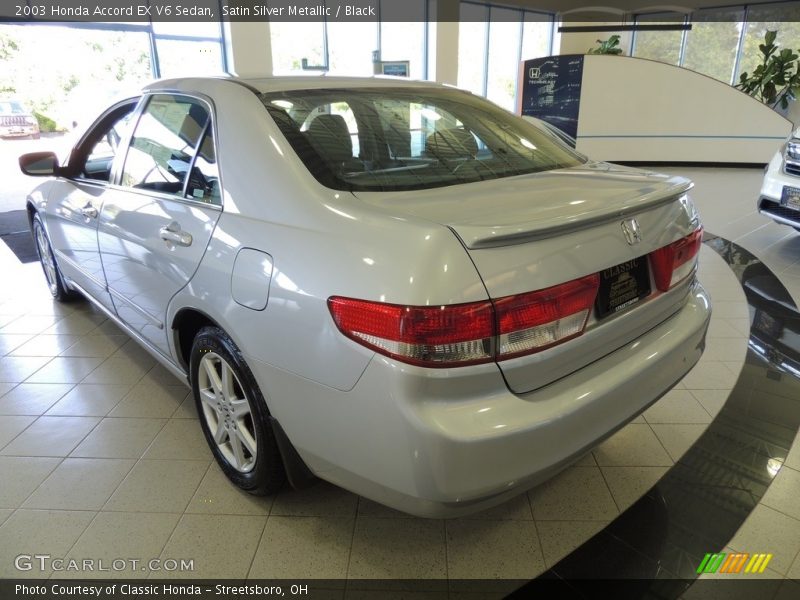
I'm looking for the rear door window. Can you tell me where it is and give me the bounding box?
[120,94,210,197]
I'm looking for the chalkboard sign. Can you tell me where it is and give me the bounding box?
[519,55,584,140]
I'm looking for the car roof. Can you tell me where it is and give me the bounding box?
[143,74,455,95]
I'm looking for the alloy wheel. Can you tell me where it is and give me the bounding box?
[34,221,58,295]
[197,351,258,473]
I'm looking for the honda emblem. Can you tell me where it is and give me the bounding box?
[621,218,642,245]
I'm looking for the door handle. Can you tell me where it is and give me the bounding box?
[159,222,193,247]
[80,205,98,219]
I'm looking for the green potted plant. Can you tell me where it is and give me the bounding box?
[736,30,800,109]
[588,35,623,55]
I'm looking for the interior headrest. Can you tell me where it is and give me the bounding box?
[305,114,354,163]
[424,128,478,161]
[179,103,209,147]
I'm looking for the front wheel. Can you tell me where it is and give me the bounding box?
[190,326,286,495]
[32,212,80,302]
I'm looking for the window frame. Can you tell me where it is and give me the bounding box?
[111,91,224,210]
[61,97,142,187]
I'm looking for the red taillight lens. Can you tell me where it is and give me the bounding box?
[328,274,600,367]
[327,297,495,367]
[650,228,703,292]
[494,274,600,360]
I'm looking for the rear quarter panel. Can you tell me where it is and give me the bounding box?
[169,206,489,394]
[165,79,490,393]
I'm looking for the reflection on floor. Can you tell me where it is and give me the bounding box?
[0,167,799,587]
[530,236,800,598]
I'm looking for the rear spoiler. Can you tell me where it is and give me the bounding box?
[455,179,694,249]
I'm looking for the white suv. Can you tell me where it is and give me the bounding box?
[759,127,800,232]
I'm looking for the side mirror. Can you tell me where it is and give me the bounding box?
[19,152,60,177]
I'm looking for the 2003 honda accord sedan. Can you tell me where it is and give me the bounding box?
[19,76,711,517]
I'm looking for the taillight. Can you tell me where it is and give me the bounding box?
[328,274,600,368]
[494,274,599,360]
[327,297,495,367]
[650,227,703,292]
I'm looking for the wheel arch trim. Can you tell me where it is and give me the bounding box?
[171,306,226,371]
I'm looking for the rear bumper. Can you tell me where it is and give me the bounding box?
[252,282,711,518]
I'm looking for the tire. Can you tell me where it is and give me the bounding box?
[31,212,80,302]
[30,133,40,140]
[190,326,286,495]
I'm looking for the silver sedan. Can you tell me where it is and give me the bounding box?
[19,76,711,517]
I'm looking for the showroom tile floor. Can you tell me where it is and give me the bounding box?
[0,167,798,585]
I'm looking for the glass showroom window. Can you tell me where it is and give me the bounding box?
[681,9,744,84]
[156,39,224,77]
[0,24,152,131]
[631,3,798,87]
[269,22,327,73]
[151,21,225,77]
[486,7,522,111]
[632,13,686,66]
[458,3,554,110]
[737,2,800,83]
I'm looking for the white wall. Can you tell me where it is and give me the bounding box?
[428,0,460,85]
[575,54,793,163]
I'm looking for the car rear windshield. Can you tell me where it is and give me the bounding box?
[259,87,585,192]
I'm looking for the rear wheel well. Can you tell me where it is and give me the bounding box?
[173,309,217,372]
[173,309,314,489]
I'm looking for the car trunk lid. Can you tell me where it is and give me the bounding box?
[356,162,692,249]
[353,163,700,394]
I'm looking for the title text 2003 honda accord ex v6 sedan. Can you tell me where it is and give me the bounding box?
[19,76,711,517]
